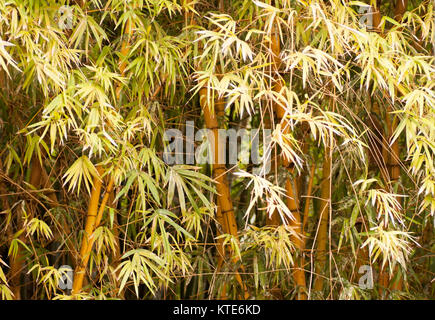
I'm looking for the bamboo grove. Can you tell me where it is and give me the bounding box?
[0,0,433,300]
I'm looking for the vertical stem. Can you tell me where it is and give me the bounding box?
[214,98,231,271]
[72,14,133,295]
[0,163,15,294]
[269,20,307,298]
[264,97,280,226]
[369,1,397,295]
[1,158,22,299]
[384,0,407,293]
[115,20,132,98]
[200,89,248,299]
[285,176,307,299]
[313,145,331,292]
[8,206,25,299]
[72,167,103,294]
[372,0,382,32]
[302,164,316,234]
[393,0,407,21]
[29,156,42,188]
[8,156,42,299]
[40,165,79,267]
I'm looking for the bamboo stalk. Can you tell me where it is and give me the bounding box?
[375,0,408,296]
[29,156,42,188]
[77,175,115,272]
[215,205,226,270]
[263,30,288,299]
[302,164,316,234]
[372,0,382,32]
[106,189,126,299]
[365,1,395,295]
[204,98,237,238]
[350,217,370,285]
[72,166,103,294]
[0,183,13,269]
[189,1,246,297]
[285,176,307,299]
[8,206,25,299]
[108,190,120,259]
[264,106,281,227]
[394,0,407,21]
[387,122,404,282]
[269,21,307,299]
[1,159,21,299]
[71,13,133,295]
[40,163,80,268]
[214,98,231,272]
[94,178,115,229]
[382,110,403,293]
[369,1,395,296]
[200,89,248,299]
[313,145,331,292]
[384,0,407,293]
[116,20,132,98]
[78,176,115,267]
[8,156,42,299]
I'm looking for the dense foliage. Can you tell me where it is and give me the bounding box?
[0,0,433,300]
